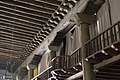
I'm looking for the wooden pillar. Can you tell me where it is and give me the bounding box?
[73,13,95,80]
[34,67,38,77]
[27,64,36,80]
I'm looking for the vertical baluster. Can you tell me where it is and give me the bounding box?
[92,40,95,53]
[74,54,75,66]
[68,56,69,68]
[73,54,75,65]
[67,56,68,68]
[92,40,94,54]
[114,25,117,42]
[70,56,71,67]
[69,55,72,67]
[96,36,99,51]
[77,49,78,63]
[76,51,78,64]
[75,52,78,64]
[89,41,92,55]
[99,35,102,49]
[118,23,120,39]
[75,52,76,65]
[63,56,67,68]
[54,59,56,69]
[71,55,74,66]
[57,57,59,69]
[110,27,114,43]
[77,49,79,63]
[56,58,57,69]
[106,30,109,46]
[103,32,106,48]
[90,41,92,55]
[59,57,61,68]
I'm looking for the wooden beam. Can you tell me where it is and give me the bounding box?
[16,0,59,10]
[0,25,36,37]
[0,1,52,17]
[0,6,48,22]
[0,52,19,59]
[0,12,44,27]
[0,37,28,45]
[0,2,50,19]
[0,21,37,34]
[35,0,61,6]
[0,27,33,39]
[0,39,25,47]
[0,31,32,41]
[0,35,30,43]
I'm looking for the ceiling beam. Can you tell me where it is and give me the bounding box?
[0,1,52,18]
[0,38,28,46]
[0,43,22,51]
[15,0,59,10]
[0,27,34,39]
[0,6,48,23]
[0,21,38,34]
[0,52,19,59]
[0,25,36,37]
[0,31,32,41]
[0,33,31,43]
[0,47,21,55]
[35,0,61,6]
[0,16,42,32]
[0,40,24,47]
[0,34,30,43]
[0,11,44,27]
[0,3,50,20]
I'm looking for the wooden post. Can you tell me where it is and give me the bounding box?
[28,64,36,80]
[81,26,95,80]
[73,13,95,80]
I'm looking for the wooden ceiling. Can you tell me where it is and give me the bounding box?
[0,0,77,72]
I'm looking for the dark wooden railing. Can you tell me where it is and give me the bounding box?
[52,48,81,70]
[85,21,120,57]
[52,55,70,69]
[70,48,81,68]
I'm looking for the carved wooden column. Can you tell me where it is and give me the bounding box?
[27,64,36,80]
[73,13,95,80]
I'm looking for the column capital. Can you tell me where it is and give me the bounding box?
[72,13,96,25]
[27,64,37,70]
[49,45,59,51]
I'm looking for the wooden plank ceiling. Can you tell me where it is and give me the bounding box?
[0,0,76,72]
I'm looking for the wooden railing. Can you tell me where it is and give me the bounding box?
[52,48,81,70]
[52,55,70,69]
[70,48,81,67]
[85,21,120,57]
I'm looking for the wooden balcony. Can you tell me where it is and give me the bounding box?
[85,21,120,64]
[51,48,82,79]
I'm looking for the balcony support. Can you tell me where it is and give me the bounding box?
[73,13,95,80]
